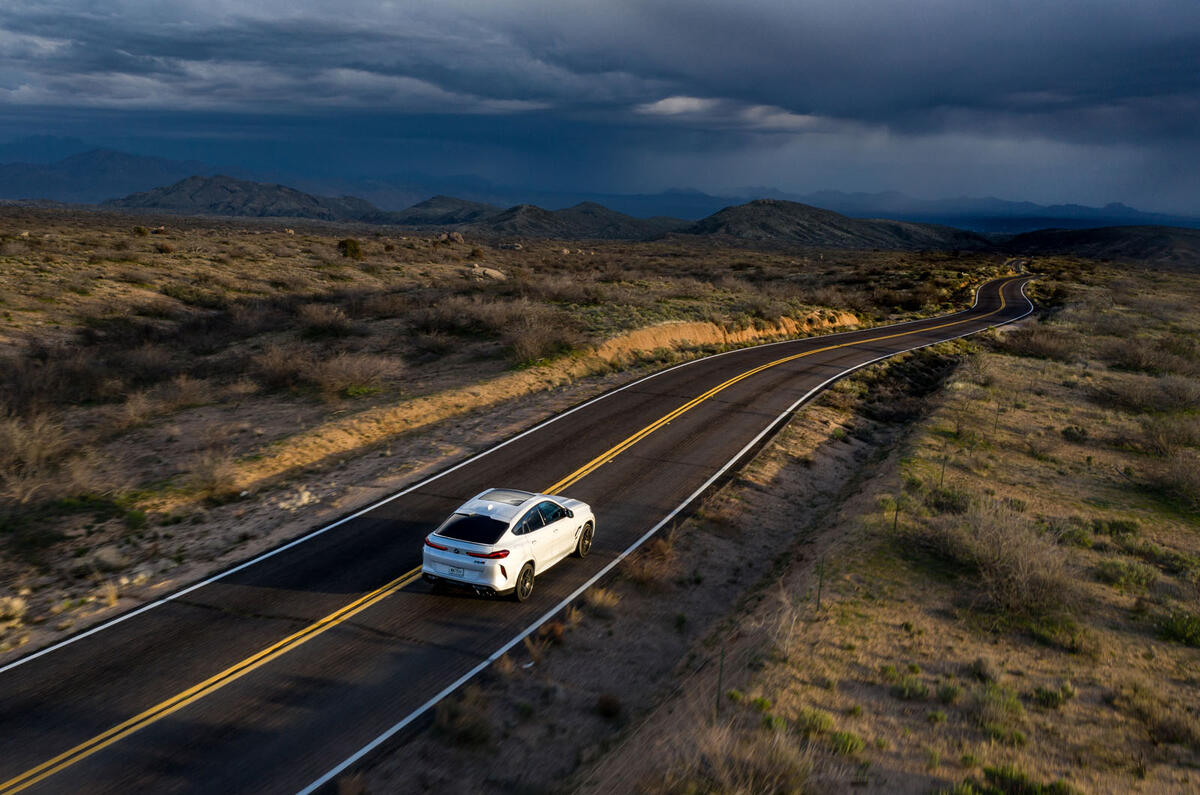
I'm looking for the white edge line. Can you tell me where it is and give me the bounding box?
[0,276,1009,676]
[295,278,1034,795]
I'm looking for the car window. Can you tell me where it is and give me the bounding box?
[517,507,546,535]
[436,513,509,544]
[537,501,565,524]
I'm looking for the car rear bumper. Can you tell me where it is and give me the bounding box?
[422,548,513,591]
[422,572,514,597]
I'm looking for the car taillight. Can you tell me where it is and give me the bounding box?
[467,549,509,559]
[425,538,448,550]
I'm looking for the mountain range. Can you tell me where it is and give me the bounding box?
[101,176,995,250]
[1,139,1197,234]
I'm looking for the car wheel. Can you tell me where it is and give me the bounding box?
[513,562,535,602]
[574,521,594,558]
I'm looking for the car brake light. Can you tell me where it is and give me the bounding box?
[425,538,448,550]
[467,549,509,559]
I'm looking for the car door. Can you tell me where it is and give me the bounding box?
[536,500,572,563]
[516,506,549,569]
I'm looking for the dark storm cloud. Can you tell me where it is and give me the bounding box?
[0,1,1197,210]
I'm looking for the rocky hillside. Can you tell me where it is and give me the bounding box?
[389,195,500,225]
[1004,225,1200,269]
[681,198,993,250]
[458,201,686,239]
[104,175,382,221]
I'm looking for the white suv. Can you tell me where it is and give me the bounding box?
[421,488,596,601]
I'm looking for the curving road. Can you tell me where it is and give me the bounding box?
[0,275,1033,794]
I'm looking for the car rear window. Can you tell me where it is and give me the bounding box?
[436,513,509,544]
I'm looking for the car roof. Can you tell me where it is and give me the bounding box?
[457,488,550,524]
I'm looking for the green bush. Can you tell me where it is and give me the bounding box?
[891,675,930,701]
[1033,682,1076,709]
[829,731,864,755]
[1060,425,1088,443]
[1158,610,1200,647]
[794,708,834,737]
[937,682,963,704]
[336,238,363,259]
[1095,559,1157,591]
[926,485,971,515]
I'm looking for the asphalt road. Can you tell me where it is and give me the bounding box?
[0,275,1033,794]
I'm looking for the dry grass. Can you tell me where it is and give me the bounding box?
[0,413,71,505]
[582,586,621,617]
[622,535,677,588]
[648,723,813,794]
[585,264,1200,794]
[188,447,239,501]
[930,500,1071,616]
[433,684,491,747]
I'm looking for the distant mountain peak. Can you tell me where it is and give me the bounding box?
[103,174,382,221]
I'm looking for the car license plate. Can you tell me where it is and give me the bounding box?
[447,565,465,578]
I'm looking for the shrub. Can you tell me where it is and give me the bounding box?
[252,345,312,391]
[967,658,999,684]
[1026,615,1100,657]
[1158,451,1200,508]
[891,675,930,701]
[996,326,1077,361]
[937,682,963,704]
[1095,374,1200,413]
[188,448,239,501]
[502,310,582,365]
[434,684,490,746]
[1033,681,1076,709]
[595,693,621,720]
[829,731,865,755]
[926,485,971,515]
[337,238,363,260]
[911,501,1070,617]
[297,303,355,339]
[1094,559,1157,592]
[623,535,675,587]
[1111,678,1200,749]
[1090,517,1139,537]
[0,413,71,505]
[1158,609,1200,647]
[656,724,811,794]
[582,586,620,617]
[309,353,398,400]
[972,683,1023,733]
[794,708,834,737]
[1060,425,1088,443]
[977,765,1081,795]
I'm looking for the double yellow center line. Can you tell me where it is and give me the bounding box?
[1,277,1020,793]
[0,571,420,795]
[545,278,1014,494]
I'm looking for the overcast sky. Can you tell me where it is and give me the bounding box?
[1,0,1197,211]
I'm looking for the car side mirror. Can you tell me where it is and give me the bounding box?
[565,509,573,518]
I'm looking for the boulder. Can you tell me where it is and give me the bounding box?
[91,544,131,572]
[465,264,507,281]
